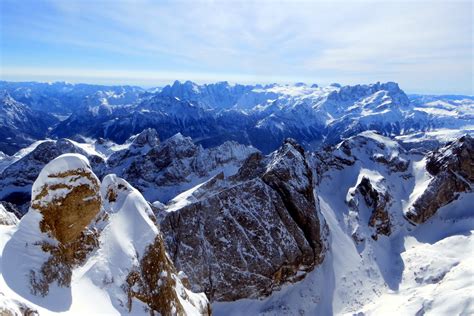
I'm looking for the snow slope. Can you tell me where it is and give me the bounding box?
[213,132,474,315]
[0,154,209,315]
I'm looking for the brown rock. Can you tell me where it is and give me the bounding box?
[125,235,211,316]
[28,156,102,296]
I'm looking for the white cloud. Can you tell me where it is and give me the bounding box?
[2,0,472,93]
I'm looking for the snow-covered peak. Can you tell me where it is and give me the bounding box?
[0,90,16,105]
[0,139,107,214]
[31,153,95,197]
[331,131,406,168]
[1,154,210,315]
[426,134,473,177]
[157,132,199,156]
[0,204,19,226]
[128,128,160,148]
[2,153,102,307]
[95,173,210,314]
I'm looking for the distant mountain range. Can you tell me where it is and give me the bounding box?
[1,80,473,155]
[0,80,473,314]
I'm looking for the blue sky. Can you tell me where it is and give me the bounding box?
[0,0,472,94]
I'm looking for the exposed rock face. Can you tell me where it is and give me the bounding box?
[124,235,210,316]
[350,177,391,240]
[116,133,257,202]
[101,175,210,315]
[426,135,474,182]
[0,139,106,213]
[372,154,409,173]
[28,154,102,295]
[159,139,327,301]
[261,139,325,259]
[407,135,473,224]
[3,154,210,315]
[31,166,101,244]
[130,127,160,148]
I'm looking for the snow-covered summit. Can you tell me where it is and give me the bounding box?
[1,154,210,315]
[159,138,327,301]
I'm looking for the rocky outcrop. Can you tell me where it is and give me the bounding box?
[0,204,19,226]
[349,177,391,240]
[261,139,325,259]
[118,133,257,202]
[0,292,38,316]
[2,154,209,315]
[372,154,409,173]
[101,175,210,315]
[407,135,473,224]
[0,139,106,214]
[27,154,102,296]
[159,139,327,301]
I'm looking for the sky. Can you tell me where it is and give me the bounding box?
[0,0,472,94]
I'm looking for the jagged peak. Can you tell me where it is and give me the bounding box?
[339,130,401,152]
[283,138,306,156]
[327,81,408,106]
[0,204,19,226]
[166,79,200,92]
[426,134,474,179]
[129,128,160,148]
[264,138,312,194]
[163,132,194,145]
[0,91,23,108]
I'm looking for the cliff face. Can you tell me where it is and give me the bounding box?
[262,139,326,260]
[2,154,209,315]
[348,177,392,241]
[25,154,102,296]
[159,139,327,301]
[407,135,473,224]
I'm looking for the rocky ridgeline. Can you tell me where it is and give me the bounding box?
[159,139,327,301]
[0,139,106,213]
[0,128,255,213]
[2,154,210,315]
[0,204,18,226]
[0,91,58,156]
[407,135,473,223]
[1,127,472,313]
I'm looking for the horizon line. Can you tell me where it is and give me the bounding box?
[1,78,473,97]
